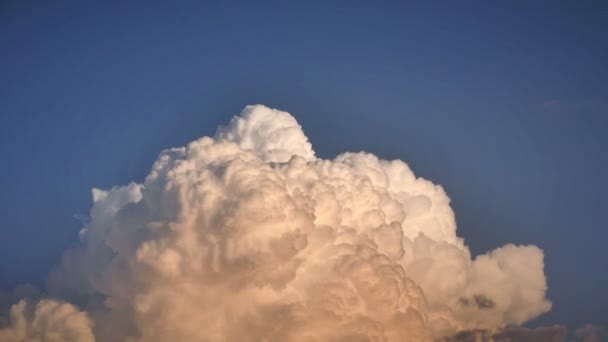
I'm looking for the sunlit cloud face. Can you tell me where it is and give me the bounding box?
[0,299,94,342]
[1,105,551,341]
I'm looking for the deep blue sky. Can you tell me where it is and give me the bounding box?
[1,1,607,330]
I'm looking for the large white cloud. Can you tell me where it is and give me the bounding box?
[5,105,550,341]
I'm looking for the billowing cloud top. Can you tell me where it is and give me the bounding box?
[215,105,316,163]
[1,105,551,341]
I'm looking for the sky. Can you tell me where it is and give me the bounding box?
[1,0,607,335]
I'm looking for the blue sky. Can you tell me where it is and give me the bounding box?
[1,1,607,330]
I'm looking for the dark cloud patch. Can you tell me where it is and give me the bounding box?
[439,325,567,342]
[576,324,608,342]
[458,294,495,310]
[495,326,567,342]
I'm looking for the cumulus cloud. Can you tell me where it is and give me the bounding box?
[0,299,94,342]
[4,105,552,341]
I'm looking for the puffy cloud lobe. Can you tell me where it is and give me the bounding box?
[14,105,550,340]
[215,104,316,163]
[0,299,94,342]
